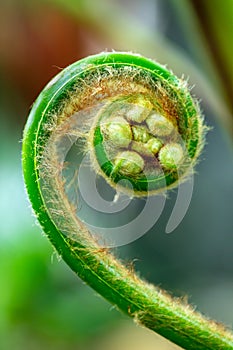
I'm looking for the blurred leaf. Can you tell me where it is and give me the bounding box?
[172,0,233,135]
[189,0,233,111]
[43,0,233,137]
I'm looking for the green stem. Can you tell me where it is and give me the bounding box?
[22,52,233,350]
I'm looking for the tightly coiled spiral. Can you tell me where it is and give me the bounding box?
[29,52,204,199]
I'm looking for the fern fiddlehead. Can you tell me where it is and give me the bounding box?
[22,52,233,349]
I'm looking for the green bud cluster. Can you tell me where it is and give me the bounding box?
[88,53,205,196]
[99,99,184,178]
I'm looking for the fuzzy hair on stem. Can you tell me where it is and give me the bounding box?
[22,52,232,350]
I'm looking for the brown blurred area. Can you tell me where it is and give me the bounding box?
[0,1,105,109]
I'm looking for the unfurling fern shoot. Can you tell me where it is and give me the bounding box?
[22,52,233,350]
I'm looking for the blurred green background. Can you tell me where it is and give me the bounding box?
[0,1,232,349]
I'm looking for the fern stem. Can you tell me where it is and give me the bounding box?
[22,52,233,350]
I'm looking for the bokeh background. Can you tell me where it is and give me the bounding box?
[0,0,232,349]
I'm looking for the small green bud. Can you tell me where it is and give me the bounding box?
[159,143,184,170]
[146,113,174,137]
[131,141,154,158]
[114,151,144,176]
[132,125,151,143]
[100,116,132,147]
[125,96,153,123]
[145,138,163,155]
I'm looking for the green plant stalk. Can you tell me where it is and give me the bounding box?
[22,52,233,350]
